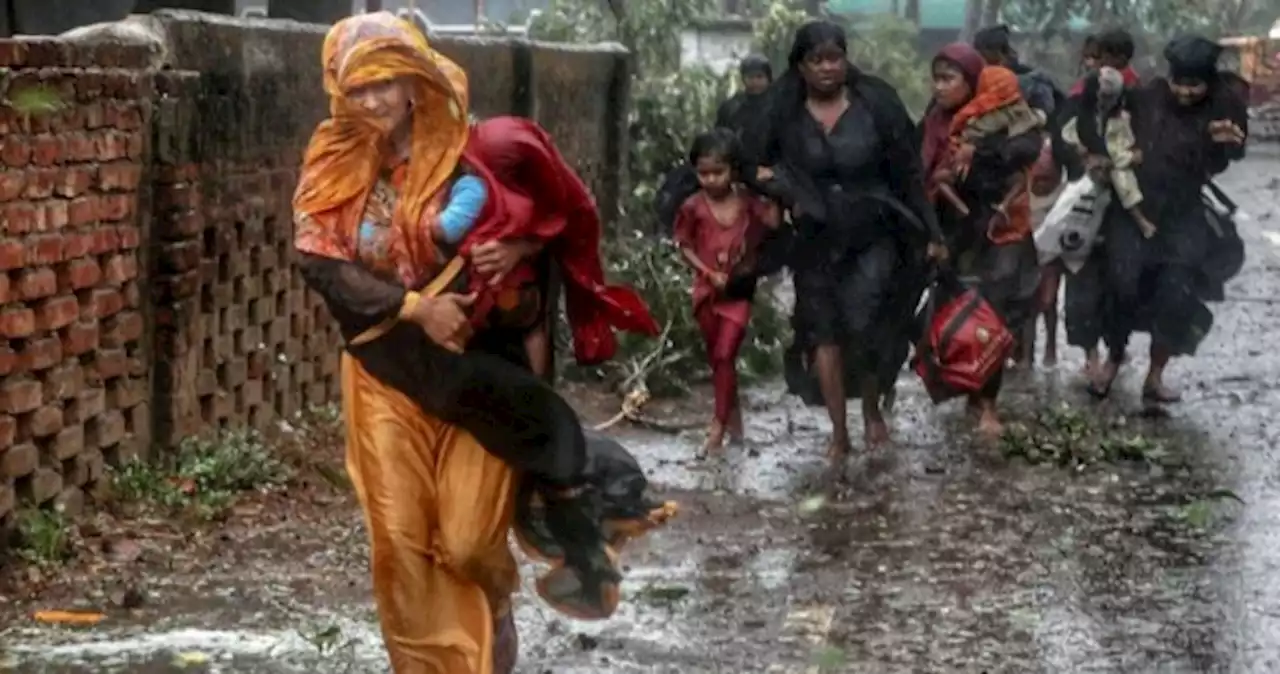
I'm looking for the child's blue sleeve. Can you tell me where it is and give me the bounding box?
[438,175,488,244]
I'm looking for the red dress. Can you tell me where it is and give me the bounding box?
[672,191,771,328]
[673,190,771,423]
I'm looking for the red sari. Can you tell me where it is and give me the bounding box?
[673,191,770,423]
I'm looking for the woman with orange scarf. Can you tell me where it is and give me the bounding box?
[293,13,671,673]
[920,43,1044,435]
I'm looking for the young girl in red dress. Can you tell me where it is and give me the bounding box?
[673,130,779,453]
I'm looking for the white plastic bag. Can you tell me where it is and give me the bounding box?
[1034,176,1109,272]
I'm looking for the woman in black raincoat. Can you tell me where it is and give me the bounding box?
[1090,35,1248,401]
[748,20,946,458]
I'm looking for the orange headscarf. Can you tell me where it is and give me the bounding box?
[293,12,470,272]
[948,65,1023,137]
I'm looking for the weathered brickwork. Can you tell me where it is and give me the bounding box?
[0,12,630,527]
[0,39,156,521]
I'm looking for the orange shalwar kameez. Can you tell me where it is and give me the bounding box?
[291,13,517,674]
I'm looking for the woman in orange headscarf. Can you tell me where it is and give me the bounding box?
[293,13,671,674]
[920,44,1044,435]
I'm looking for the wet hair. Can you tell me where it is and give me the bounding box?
[739,54,773,80]
[755,21,857,162]
[1081,34,1099,53]
[973,25,1013,56]
[1096,28,1135,63]
[1165,34,1223,84]
[787,20,848,70]
[688,128,741,167]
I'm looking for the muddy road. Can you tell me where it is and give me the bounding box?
[5,157,1280,673]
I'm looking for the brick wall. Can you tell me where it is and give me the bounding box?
[0,40,156,520]
[0,11,631,527]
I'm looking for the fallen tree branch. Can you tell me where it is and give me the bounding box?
[592,386,652,431]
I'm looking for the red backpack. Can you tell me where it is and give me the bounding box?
[913,277,1015,403]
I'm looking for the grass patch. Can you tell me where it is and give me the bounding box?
[1000,403,1174,468]
[109,428,294,520]
[12,507,75,566]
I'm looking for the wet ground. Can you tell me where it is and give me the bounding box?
[4,157,1280,672]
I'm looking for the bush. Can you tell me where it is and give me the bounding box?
[560,231,788,397]
[110,429,294,520]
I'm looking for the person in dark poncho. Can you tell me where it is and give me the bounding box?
[1089,34,1249,402]
[742,20,946,458]
[716,54,774,141]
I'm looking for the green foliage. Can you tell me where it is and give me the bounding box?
[110,429,293,520]
[14,508,74,566]
[626,65,737,222]
[567,232,788,396]
[529,0,715,76]
[1000,404,1175,468]
[846,14,933,115]
[753,2,811,69]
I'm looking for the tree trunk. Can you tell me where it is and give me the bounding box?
[961,0,983,41]
[981,0,1002,27]
[905,0,920,24]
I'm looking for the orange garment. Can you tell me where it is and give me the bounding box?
[293,13,515,674]
[343,354,517,674]
[948,65,1022,137]
[948,65,1032,245]
[296,11,470,276]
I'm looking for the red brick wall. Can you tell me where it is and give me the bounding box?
[0,40,155,520]
[0,13,631,528]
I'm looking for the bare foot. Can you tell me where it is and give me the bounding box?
[1083,350,1100,378]
[702,422,726,454]
[864,417,890,448]
[826,434,852,461]
[1088,360,1121,399]
[966,395,982,418]
[1043,347,1058,367]
[977,410,1004,437]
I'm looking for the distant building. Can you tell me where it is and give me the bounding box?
[679,17,754,74]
